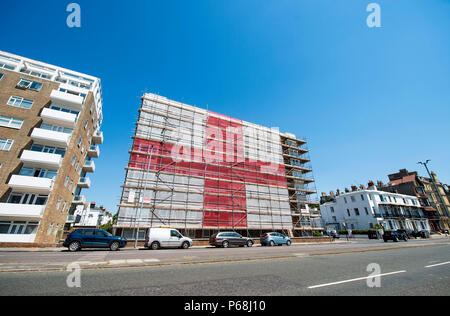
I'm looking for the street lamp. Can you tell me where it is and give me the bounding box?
[418,160,449,221]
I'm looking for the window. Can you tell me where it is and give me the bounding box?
[0,63,15,70]
[64,176,69,187]
[361,195,364,201]
[49,105,79,115]
[16,78,43,91]
[40,123,73,134]
[78,137,82,147]
[56,198,62,210]
[72,155,76,166]
[0,115,24,129]
[344,197,348,204]
[0,138,13,151]
[365,207,369,215]
[19,167,57,179]
[19,68,51,79]
[30,144,66,157]
[351,196,356,202]
[347,209,351,216]
[7,96,34,109]
[0,221,38,235]
[330,207,335,213]
[0,72,4,80]
[84,120,88,129]
[354,208,360,216]
[7,193,48,205]
[47,223,54,235]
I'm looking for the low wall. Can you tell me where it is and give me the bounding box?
[0,242,59,248]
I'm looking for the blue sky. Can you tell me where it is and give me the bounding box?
[1,0,449,213]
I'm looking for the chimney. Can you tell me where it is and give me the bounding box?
[377,180,384,187]
[336,189,341,196]
[351,185,358,192]
[360,184,366,190]
[321,192,327,197]
[330,191,335,197]
[345,188,350,193]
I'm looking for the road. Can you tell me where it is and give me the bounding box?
[0,238,449,296]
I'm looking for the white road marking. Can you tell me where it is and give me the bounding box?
[89,262,108,266]
[126,259,144,264]
[308,270,407,289]
[72,261,91,265]
[294,253,309,257]
[108,260,127,265]
[144,259,160,263]
[425,261,450,268]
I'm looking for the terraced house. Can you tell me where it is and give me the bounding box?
[0,51,103,246]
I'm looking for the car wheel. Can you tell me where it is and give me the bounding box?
[384,239,388,242]
[270,240,275,247]
[286,240,292,246]
[394,237,399,242]
[110,241,120,251]
[222,240,229,248]
[247,240,253,247]
[182,241,190,249]
[151,241,160,250]
[68,241,81,252]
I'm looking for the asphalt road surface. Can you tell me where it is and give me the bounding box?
[0,238,449,296]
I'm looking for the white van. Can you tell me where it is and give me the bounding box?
[144,228,193,250]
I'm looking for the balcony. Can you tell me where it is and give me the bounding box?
[50,89,84,109]
[20,150,62,169]
[73,195,86,205]
[87,145,100,158]
[31,128,71,147]
[77,177,91,188]
[8,175,53,194]
[82,160,95,173]
[66,215,76,223]
[41,108,77,128]
[92,131,103,144]
[0,203,45,221]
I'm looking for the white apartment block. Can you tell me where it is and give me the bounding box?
[320,184,431,232]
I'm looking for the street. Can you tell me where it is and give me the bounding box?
[0,238,449,295]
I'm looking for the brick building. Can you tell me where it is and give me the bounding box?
[0,51,103,246]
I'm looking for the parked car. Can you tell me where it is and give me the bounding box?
[410,230,430,239]
[209,232,254,248]
[397,229,414,239]
[327,230,340,239]
[368,230,380,239]
[145,228,193,250]
[64,229,127,252]
[383,231,408,242]
[260,232,292,246]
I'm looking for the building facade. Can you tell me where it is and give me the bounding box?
[380,169,450,232]
[0,51,103,246]
[69,202,112,228]
[115,93,320,239]
[320,183,431,232]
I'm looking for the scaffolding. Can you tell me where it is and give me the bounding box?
[116,94,318,238]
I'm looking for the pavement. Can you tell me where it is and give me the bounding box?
[0,239,449,296]
[0,237,448,273]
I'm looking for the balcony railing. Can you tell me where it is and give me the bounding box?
[41,108,77,128]
[31,128,71,147]
[92,131,103,144]
[82,160,95,172]
[87,145,100,158]
[20,150,62,169]
[77,177,91,188]
[50,89,84,109]
[8,175,54,194]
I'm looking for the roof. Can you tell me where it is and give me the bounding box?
[388,175,416,186]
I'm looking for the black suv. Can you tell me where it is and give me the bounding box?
[383,231,408,242]
[210,232,254,248]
